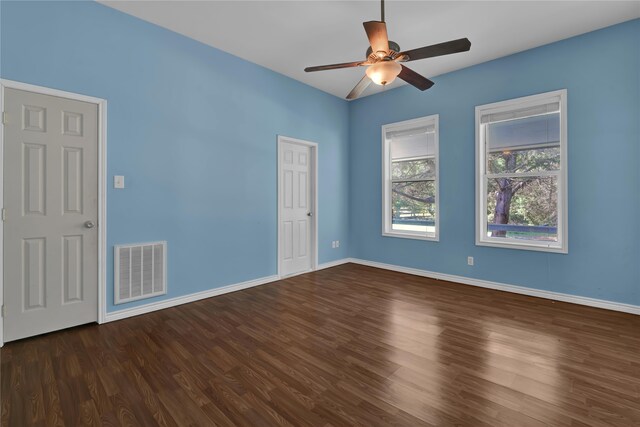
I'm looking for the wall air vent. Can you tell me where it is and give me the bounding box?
[114,241,166,304]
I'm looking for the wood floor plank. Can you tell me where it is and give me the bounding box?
[2,263,640,426]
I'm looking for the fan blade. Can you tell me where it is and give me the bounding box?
[398,65,434,91]
[346,75,372,100]
[305,61,365,72]
[363,21,389,55]
[399,38,471,62]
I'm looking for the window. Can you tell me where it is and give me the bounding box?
[476,90,567,253]
[383,115,439,240]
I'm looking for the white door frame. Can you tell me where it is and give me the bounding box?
[0,79,108,347]
[277,135,318,278]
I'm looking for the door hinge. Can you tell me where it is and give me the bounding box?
[1,208,5,222]
[2,112,7,125]
[1,305,4,317]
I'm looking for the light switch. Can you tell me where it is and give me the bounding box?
[114,175,125,189]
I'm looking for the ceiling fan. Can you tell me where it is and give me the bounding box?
[304,0,471,100]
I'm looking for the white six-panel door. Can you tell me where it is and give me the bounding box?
[3,87,99,342]
[279,138,316,277]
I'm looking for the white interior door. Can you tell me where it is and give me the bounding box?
[279,138,315,277]
[3,87,98,342]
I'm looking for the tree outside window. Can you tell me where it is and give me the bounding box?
[477,91,567,253]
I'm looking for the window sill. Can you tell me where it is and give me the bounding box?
[476,238,567,254]
[383,231,439,242]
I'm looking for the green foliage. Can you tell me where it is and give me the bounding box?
[487,146,560,228]
[392,158,436,180]
[391,158,436,221]
[488,147,560,174]
[487,177,557,226]
[392,181,436,220]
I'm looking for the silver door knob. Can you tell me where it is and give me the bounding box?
[84,221,95,229]
[307,212,313,217]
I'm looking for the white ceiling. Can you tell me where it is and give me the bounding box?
[100,1,640,99]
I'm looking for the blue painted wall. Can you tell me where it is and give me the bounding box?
[0,1,350,312]
[349,19,640,305]
[1,2,638,312]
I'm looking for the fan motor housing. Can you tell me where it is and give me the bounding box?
[366,41,401,58]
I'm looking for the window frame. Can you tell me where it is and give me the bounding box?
[475,89,568,253]
[382,114,440,241]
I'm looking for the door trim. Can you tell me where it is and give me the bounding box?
[0,79,108,346]
[277,135,318,278]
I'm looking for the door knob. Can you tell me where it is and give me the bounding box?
[84,220,95,229]
[307,212,313,217]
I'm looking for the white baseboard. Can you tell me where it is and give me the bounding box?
[104,274,280,323]
[316,258,351,271]
[105,258,352,323]
[104,256,639,323]
[348,258,640,316]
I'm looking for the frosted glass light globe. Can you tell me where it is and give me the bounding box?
[366,61,402,86]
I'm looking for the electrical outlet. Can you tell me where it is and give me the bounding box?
[331,241,336,248]
[336,240,340,248]
[467,256,474,266]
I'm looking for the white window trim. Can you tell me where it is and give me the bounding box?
[382,114,439,241]
[475,89,568,254]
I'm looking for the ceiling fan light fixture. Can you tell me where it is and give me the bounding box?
[366,61,402,86]
[303,0,470,99]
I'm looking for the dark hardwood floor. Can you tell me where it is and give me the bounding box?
[2,263,640,426]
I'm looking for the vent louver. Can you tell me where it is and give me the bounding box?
[114,241,166,304]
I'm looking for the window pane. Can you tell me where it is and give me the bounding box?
[392,181,436,234]
[486,176,558,242]
[392,158,436,180]
[486,112,560,174]
[487,146,560,174]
